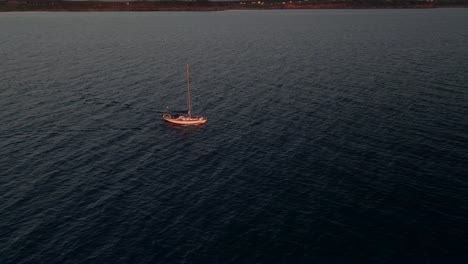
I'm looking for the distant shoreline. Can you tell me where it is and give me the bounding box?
[1,1,467,12]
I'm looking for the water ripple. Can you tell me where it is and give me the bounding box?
[1,9,468,264]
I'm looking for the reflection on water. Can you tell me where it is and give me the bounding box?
[164,121,207,132]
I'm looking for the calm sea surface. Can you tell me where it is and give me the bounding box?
[1,9,467,263]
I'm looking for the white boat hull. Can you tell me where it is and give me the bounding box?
[163,115,207,125]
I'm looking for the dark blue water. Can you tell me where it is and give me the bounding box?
[1,9,468,263]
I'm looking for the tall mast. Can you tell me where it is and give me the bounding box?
[186,64,192,118]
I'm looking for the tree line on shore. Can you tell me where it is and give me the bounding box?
[1,0,467,11]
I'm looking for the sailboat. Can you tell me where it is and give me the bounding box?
[163,64,207,125]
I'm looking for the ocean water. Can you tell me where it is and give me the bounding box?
[1,9,467,263]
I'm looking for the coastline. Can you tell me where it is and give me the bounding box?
[1,1,467,12]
